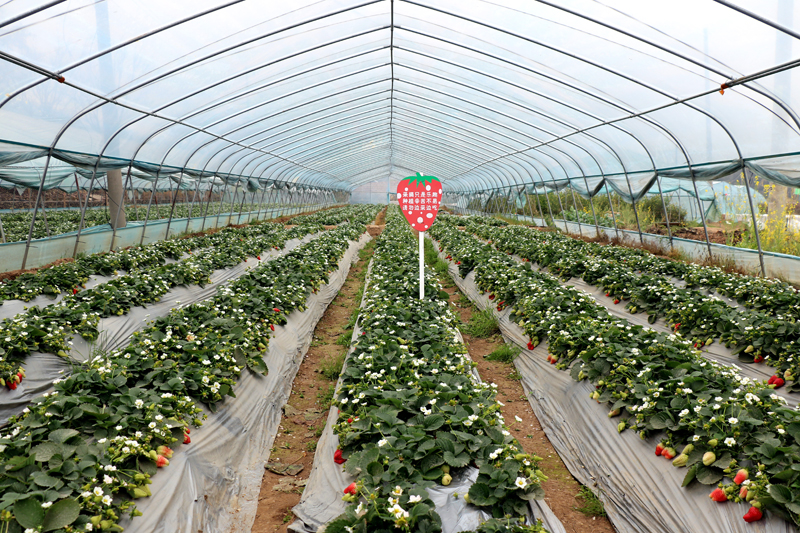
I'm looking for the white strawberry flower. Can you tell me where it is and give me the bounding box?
[514,477,528,489]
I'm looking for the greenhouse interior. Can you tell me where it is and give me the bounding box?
[1,1,800,533]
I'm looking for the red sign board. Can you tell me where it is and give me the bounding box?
[397,173,442,231]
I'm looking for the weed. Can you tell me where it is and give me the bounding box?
[508,370,523,380]
[574,486,607,518]
[463,309,499,338]
[305,441,317,452]
[335,329,353,346]
[283,512,293,524]
[485,343,521,363]
[319,351,345,381]
[317,383,336,408]
[315,426,324,437]
[458,293,473,308]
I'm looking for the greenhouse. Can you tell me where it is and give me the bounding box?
[1,1,800,533]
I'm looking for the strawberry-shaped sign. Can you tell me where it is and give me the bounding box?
[397,173,442,231]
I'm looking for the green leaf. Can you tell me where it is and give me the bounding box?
[443,451,470,468]
[423,415,445,431]
[48,429,79,444]
[31,442,60,462]
[467,482,498,506]
[32,472,60,488]
[682,464,698,487]
[42,498,80,532]
[768,484,794,504]
[14,497,44,529]
[695,466,723,485]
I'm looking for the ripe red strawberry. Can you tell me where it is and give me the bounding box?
[739,486,748,500]
[16,372,23,383]
[734,469,748,484]
[185,428,191,434]
[655,443,665,456]
[334,449,346,464]
[527,341,535,350]
[396,173,442,231]
[273,308,281,313]
[488,294,495,300]
[753,355,764,363]
[7,381,17,390]
[768,375,776,385]
[344,482,357,495]
[73,287,78,295]
[710,488,727,502]
[773,377,785,388]
[184,433,191,444]
[156,455,169,468]
[256,256,261,260]
[743,506,763,522]
[347,418,353,424]
[662,447,676,460]
[270,324,275,331]
[614,299,620,304]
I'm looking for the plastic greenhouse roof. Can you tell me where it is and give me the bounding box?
[0,0,799,193]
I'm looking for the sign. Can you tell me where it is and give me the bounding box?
[397,173,442,231]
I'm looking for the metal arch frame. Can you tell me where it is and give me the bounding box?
[401,0,800,138]
[265,113,393,159]
[192,88,395,180]
[0,0,384,111]
[396,69,622,179]
[138,64,392,177]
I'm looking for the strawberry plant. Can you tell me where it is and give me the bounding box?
[0,222,368,532]
[324,209,548,533]
[431,219,800,527]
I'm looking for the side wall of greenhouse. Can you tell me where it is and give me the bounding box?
[444,155,800,284]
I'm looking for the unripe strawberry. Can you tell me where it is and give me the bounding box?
[662,447,676,460]
[707,439,718,447]
[184,433,191,444]
[441,465,450,473]
[681,444,694,455]
[157,446,173,459]
[0,378,5,387]
[744,345,754,354]
[149,450,158,461]
[733,469,748,485]
[672,454,689,467]
[710,488,727,502]
[702,452,716,466]
[608,409,620,418]
[617,421,626,433]
[156,455,169,468]
[442,474,452,486]
[739,486,748,500]
[742,506,763,522]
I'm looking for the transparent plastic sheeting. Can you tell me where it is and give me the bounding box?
[289,261,566,533]
[1,2,800,193]
[432,240,794,533]
[0,230,371,533]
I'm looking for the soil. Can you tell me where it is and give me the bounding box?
[249,235,378,533]
[645,224,742,245]
[439,283,615,533]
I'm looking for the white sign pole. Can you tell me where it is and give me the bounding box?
[419,230,425,300]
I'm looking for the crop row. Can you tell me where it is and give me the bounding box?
[0,223,323,387]
[0,221,366,533]
[429,220,800,527]
[0,203,285,243]
[455,217,800,393]
[287,204,382,226]
[462,214,800,318]
[325,208,548,533]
